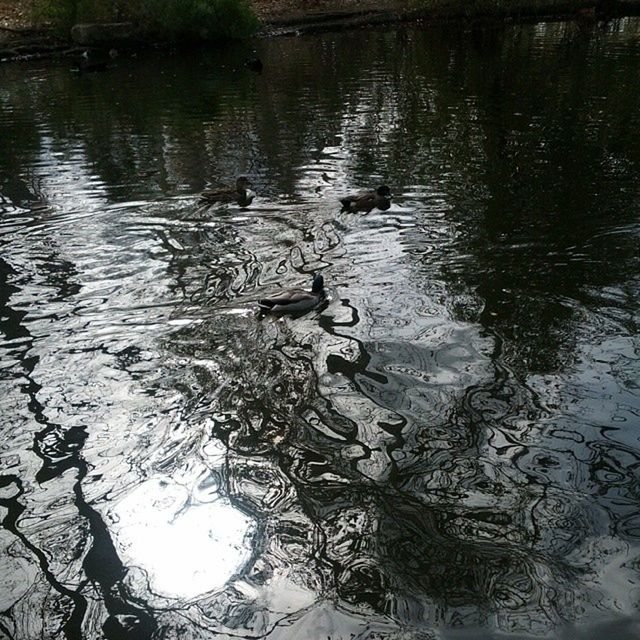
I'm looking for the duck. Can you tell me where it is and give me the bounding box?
[73,50,109,73]
[72,49,115,73]
[200,176,255,207]
[258,273,326,314]
[340,185,391,213]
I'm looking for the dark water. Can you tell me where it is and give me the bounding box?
[1,17,640,640]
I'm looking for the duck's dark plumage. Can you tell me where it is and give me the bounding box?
[258,274,325,314]
[200,176,254,207]
[340,185,392,212]
[73,50,109,73]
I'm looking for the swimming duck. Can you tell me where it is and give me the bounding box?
[340,185,391,213]
[200,176,255,207]
[73,50,109,73]
[258,274,326,314]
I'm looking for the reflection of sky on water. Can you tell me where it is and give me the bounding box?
[110,477,254,600]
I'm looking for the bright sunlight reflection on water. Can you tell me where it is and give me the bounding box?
[110,477,254,600]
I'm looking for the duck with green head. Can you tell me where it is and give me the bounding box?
[340,185,391,213]
[258,274,326,314]
[200,176,255,207]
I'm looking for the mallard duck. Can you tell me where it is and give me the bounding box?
[200,176,255,207]
[258,274,326,314]
[340,185,391,212]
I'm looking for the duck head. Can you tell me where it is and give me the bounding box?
[236,176,251,191]
[311,273,324,293]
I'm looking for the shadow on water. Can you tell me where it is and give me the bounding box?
[0,16,639,640]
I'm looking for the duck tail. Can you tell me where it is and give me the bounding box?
[339,197,353,211]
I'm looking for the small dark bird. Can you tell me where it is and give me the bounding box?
[73,50,109,73]
[245,57,263,73]
[340,185,392,213]
[200,176,255,207]
[258,273,326,314]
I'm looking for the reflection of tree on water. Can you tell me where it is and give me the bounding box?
[155,23,639,635]
[162,226,636,639]
[0,245,157,638]
[163,312,556,635]
[1,18,639,640]
[394,20,640,377]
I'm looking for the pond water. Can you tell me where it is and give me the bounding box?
[1,17,639,640]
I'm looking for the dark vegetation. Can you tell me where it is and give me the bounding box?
[1,0,636,61]
[33,0,258,40]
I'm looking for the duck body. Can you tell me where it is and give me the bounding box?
[73,51,108,73]
[340,185,391,213]
[72,49,118,73]
[200,176,254,207]
[258,274,325,314]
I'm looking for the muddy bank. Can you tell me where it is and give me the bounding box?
[254,0,640,33]
[1,0,640,61]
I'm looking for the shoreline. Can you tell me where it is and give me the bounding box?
[1,0,640,62]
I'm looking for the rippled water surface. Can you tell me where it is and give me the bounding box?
[1,17,640,640]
